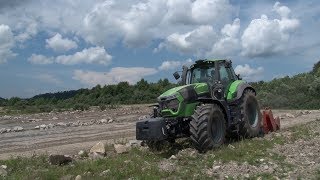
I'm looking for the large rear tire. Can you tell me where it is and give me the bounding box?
[239,89,262,137]
[190,104,226,152]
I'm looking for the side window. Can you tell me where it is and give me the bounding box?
[226,67,237,80]
[219,66,231,86]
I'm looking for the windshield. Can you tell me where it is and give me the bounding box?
[190,66,216,84]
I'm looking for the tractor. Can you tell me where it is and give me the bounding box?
[136,59,262,152]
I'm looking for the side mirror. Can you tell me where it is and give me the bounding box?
[237,74,242,80]
[173,72,180,80]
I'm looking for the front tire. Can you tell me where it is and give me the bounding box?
[239,89,262,137]
[190,104,226,152]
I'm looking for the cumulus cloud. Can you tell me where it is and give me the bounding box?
[73,67,158,86]
[56,46,112,65]
[155,26,218,56]
[28,47,112,65]
[156,18,241,58]
[0,24,16,63]
[241,2,299,57]
[46,33,78,52]
[158,59,193,71]
[28,54,54,65]
[234,64,264,82]
[82,0,233,47]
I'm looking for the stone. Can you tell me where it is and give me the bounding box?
[90,142,106,155]
[13,126,24,132]
[108,119,114,123]
[128,140,142,147]
[40,124,47,130]
[169,155,177,160]
[78,150,85,156]
[60,175,73,180]
[6,129,11,133]
[52,117,59,120]
[0,128,6,134]
[259,158,265,162]
[285,113,295,118]
[228,144,235,149]
[1,165,7,169]
[75,175,82,180]
[48,155,72,165]
[114,144,130,154]
[0,167,7,177]
[100,119,108,123]
[212,165,221,172]
[48,123,54,128]
[34,126,40,129]
[244,174,250,178]
[99,169,110,176]
[89,152,104,160]
[57,122,67,127]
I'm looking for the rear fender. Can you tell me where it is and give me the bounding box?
[234,83,256,100]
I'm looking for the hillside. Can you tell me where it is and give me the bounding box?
[0,61,319,113]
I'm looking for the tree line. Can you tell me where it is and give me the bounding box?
[0,61,319,114]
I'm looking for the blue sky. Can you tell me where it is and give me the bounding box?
[0,0,319,98]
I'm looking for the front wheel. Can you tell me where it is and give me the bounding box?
[189,104,226,152]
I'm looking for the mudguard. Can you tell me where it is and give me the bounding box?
[234,82,256,100]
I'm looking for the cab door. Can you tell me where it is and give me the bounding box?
[218,62,237,98]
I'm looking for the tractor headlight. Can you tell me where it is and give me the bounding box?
[165,98,179,112]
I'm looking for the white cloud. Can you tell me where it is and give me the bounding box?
[55,46,112,65]
[234,64,264,82]
[241,2,299,57]
[159,59,193,71]
[0,24,16,63]
[46,33,78,52]
[73,67,158,86]
[28,46,112,65]
[155,26,218,56]
[28,54,54,65]
[33,74,62,85]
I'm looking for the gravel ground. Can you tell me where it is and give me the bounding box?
[0,106,319,161]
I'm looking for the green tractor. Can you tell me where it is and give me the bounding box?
[136,59,262,152]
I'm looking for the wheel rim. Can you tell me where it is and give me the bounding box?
[210,114,223,143]
[247,101,258,127]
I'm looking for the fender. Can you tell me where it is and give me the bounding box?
[234,82,256,100]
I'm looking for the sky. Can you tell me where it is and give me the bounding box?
[0,0,319,98]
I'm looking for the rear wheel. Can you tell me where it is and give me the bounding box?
[190,104,226,152]
[239,89,262,137]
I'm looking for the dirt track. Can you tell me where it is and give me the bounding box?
[0,105,319,160]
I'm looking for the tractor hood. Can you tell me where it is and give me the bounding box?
[158,83,208,100]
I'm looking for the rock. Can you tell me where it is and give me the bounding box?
[57,122,67,127]
[60,175,73,180]
[212,165,221,172]
[78,150,85,156]
[259,158,265,162]
[169,155,177,160]
[0,128,6,134]
[263,165,269,170]
[48,123,54,128]
[108,119,114,123]
[89,152,104,160]
[99,169,110,176]
[138,115,149,120]
[6,129,11,133]
[158,160,175,173]
[52,117,59,120]
[128,140,142,147]
[285,113,295,118]
[49,155,73,165]
[228,144,235,149]
[40,124,47,130]
[13,126,24,132]
[114,144,130,154]
[34,126,40,129]
[75,175,82,180]
[90,142,106,155]
[1,165,7,169]
[100,119,108,123]
[244,174,250,178]
[0,166,7,177]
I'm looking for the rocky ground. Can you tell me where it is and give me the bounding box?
[0,106,319,179]
[0,104,152,160]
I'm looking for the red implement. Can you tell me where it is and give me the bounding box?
[262,109,280,134]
